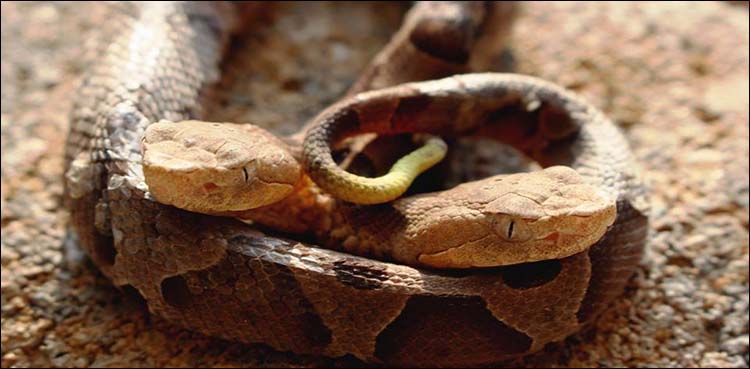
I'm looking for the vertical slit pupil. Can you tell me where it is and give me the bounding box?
[242,167,249,182]
[507,220,515,239]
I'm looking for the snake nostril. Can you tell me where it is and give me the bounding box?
[501,259,562,289]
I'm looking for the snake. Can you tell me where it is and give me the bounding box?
[63,2,649,366]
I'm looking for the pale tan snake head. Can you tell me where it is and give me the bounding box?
[391,166,617,268]
[142,120,302,214]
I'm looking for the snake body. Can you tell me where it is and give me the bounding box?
[64,2,649,366]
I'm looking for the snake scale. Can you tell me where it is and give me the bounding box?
[64,2,649,366]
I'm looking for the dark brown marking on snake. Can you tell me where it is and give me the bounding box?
[390,93,465,135]
[535,133,580,168]
[119,284,148,308]
[182,234,333,351]
[577,200,648,322]
[374,295,532,366]
[93,233,116,266]
[409,14,472,64]
[73,193,116,267]
[332,260,389,290]
[161,275,193,308]
[538,103,579,140]
[391,94,433,131]
[488,105,540,142]
[297,312,334,349]
[479,2,498,34]
[501,259,562,289]
[330,107,362,144]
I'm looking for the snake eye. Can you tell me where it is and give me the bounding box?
[493,217,532,242]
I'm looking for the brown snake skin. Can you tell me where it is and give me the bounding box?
[63,2,649,366]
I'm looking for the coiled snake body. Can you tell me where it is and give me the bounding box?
[64,2,649,366]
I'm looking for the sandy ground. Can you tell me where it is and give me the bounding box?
[1,2,748,367]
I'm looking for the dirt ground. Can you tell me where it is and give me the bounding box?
[1,2,748,367]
